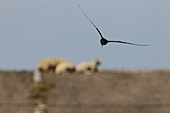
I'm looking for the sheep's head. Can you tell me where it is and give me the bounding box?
[94,59,101,66]
[66,67,75,73]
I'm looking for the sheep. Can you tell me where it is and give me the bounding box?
[76,59,101,74]
[55,61,75,75]
[37,58,69,73]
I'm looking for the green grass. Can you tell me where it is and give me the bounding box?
[28,81,55,105]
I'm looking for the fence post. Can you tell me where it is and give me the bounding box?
[32,69,48,113]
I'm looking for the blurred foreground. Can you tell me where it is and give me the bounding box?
[0,69,170,113]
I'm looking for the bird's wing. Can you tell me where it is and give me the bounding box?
[108,40,149,46]
[78,4,104,39]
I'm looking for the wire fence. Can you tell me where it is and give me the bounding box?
[1,102,170,108]
[1,103,170,113]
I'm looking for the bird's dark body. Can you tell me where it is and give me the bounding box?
[100,38,108,46]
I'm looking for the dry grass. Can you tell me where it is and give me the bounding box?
[0,69,170,113]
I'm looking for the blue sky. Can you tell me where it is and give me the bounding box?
[0,0,170,70]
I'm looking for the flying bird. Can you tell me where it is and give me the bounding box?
[78,4,149,47]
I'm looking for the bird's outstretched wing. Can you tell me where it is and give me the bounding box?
[78,4,104,39]
[108,40,149,46]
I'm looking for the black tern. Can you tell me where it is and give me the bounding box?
[78,4,149,47]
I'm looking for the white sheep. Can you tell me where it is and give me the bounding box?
[76,59,101,74]
[55,61,75,75]
[37,57,69,73]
